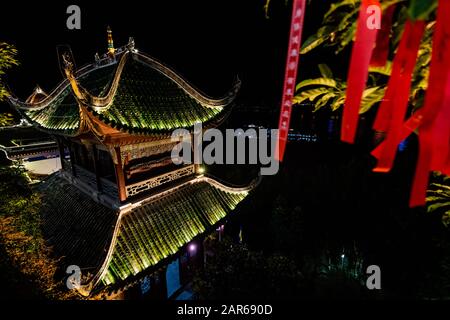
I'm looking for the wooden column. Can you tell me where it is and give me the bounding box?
[113,146,127,202]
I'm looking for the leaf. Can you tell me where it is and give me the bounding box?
[369,61,393,76]
[359,86,386,114]
[301,33,329,54]
[337,7,360,32]
[380,0,407,11]
[313,92,337,112]
[324,0,359,21]
[293,88,330,106]
[391,6,409,47]
[430,183,450,192]
[318,64,333,78]
[331,95,346,111]
[337,21,357,53]
[296,78,337,91]
[427,201,450,213]
[264,0,271,19]
[408,0,438,20]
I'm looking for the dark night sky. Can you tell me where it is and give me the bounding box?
[0,0,341,161]
[0,0,330,107]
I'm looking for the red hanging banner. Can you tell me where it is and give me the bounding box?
[430,71,450,173]
[373,20,425,172]
[372,20,424,133]
[410,0,450,207]
[371,108,424,159]
[370,4,396,67]
[370,0,450,207]
[276,0,307,162]
[341,0,380,144]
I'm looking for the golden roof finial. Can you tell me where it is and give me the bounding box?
[107,26,115,58]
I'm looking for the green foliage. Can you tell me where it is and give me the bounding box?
[0,164,76,299]
[0,165,42,251]
[409,0,438,20]
[296,0,435,114]
[0,42,18,101]
[192,237,305,299]
[301,0,407,55]
[0,112,14,127]
[293,64,386,113]
[427,174,450,227]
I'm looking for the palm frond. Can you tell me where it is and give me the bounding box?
[296,78,338,91]
[293,88,331,106]
[359,86,386,114]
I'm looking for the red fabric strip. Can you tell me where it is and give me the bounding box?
[373,20,425,173]
[430,71,450,172]
[370,4,396,67]
[373,18,414,133]
[341,0,380,144]
[371,109,424,159]
[443,141,450,176]
[410,0,450,207]
[276,0,306,161]
[442,96,450,176]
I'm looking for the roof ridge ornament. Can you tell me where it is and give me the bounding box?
[62,52,74,73]
[62,52,85,101]
[127,37,135,51]
[34,85,45,95]
[25,85,48,104]
[232,75,242,94]
[94,52,100,66]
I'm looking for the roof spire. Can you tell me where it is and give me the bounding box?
[34,85,44,95]
[127,37,135,51]
[25,85,48,104]
[94,52,100,66]
[107,26,115,58]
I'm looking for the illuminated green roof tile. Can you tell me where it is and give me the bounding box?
[24,65,115,134]
[94,58,224,134]
[19,54,233,135]
[102,181,248,284]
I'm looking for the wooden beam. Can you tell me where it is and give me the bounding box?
[113,146,127,202]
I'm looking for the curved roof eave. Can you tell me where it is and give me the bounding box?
[71,50,240,112]
[8,46,240,135]
[78,174,260,297]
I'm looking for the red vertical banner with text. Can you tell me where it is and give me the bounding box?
[276,0,306,162]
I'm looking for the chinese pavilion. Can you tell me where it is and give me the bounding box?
[7,31,258,298]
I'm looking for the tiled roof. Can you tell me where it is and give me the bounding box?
[23,65,115,134]
[11,50,237,136]
[36,174,118,275]
[94,57,225,133]
[102,180,248,285]
[36,173,251,292]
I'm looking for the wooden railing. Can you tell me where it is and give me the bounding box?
[125,165,195,198]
